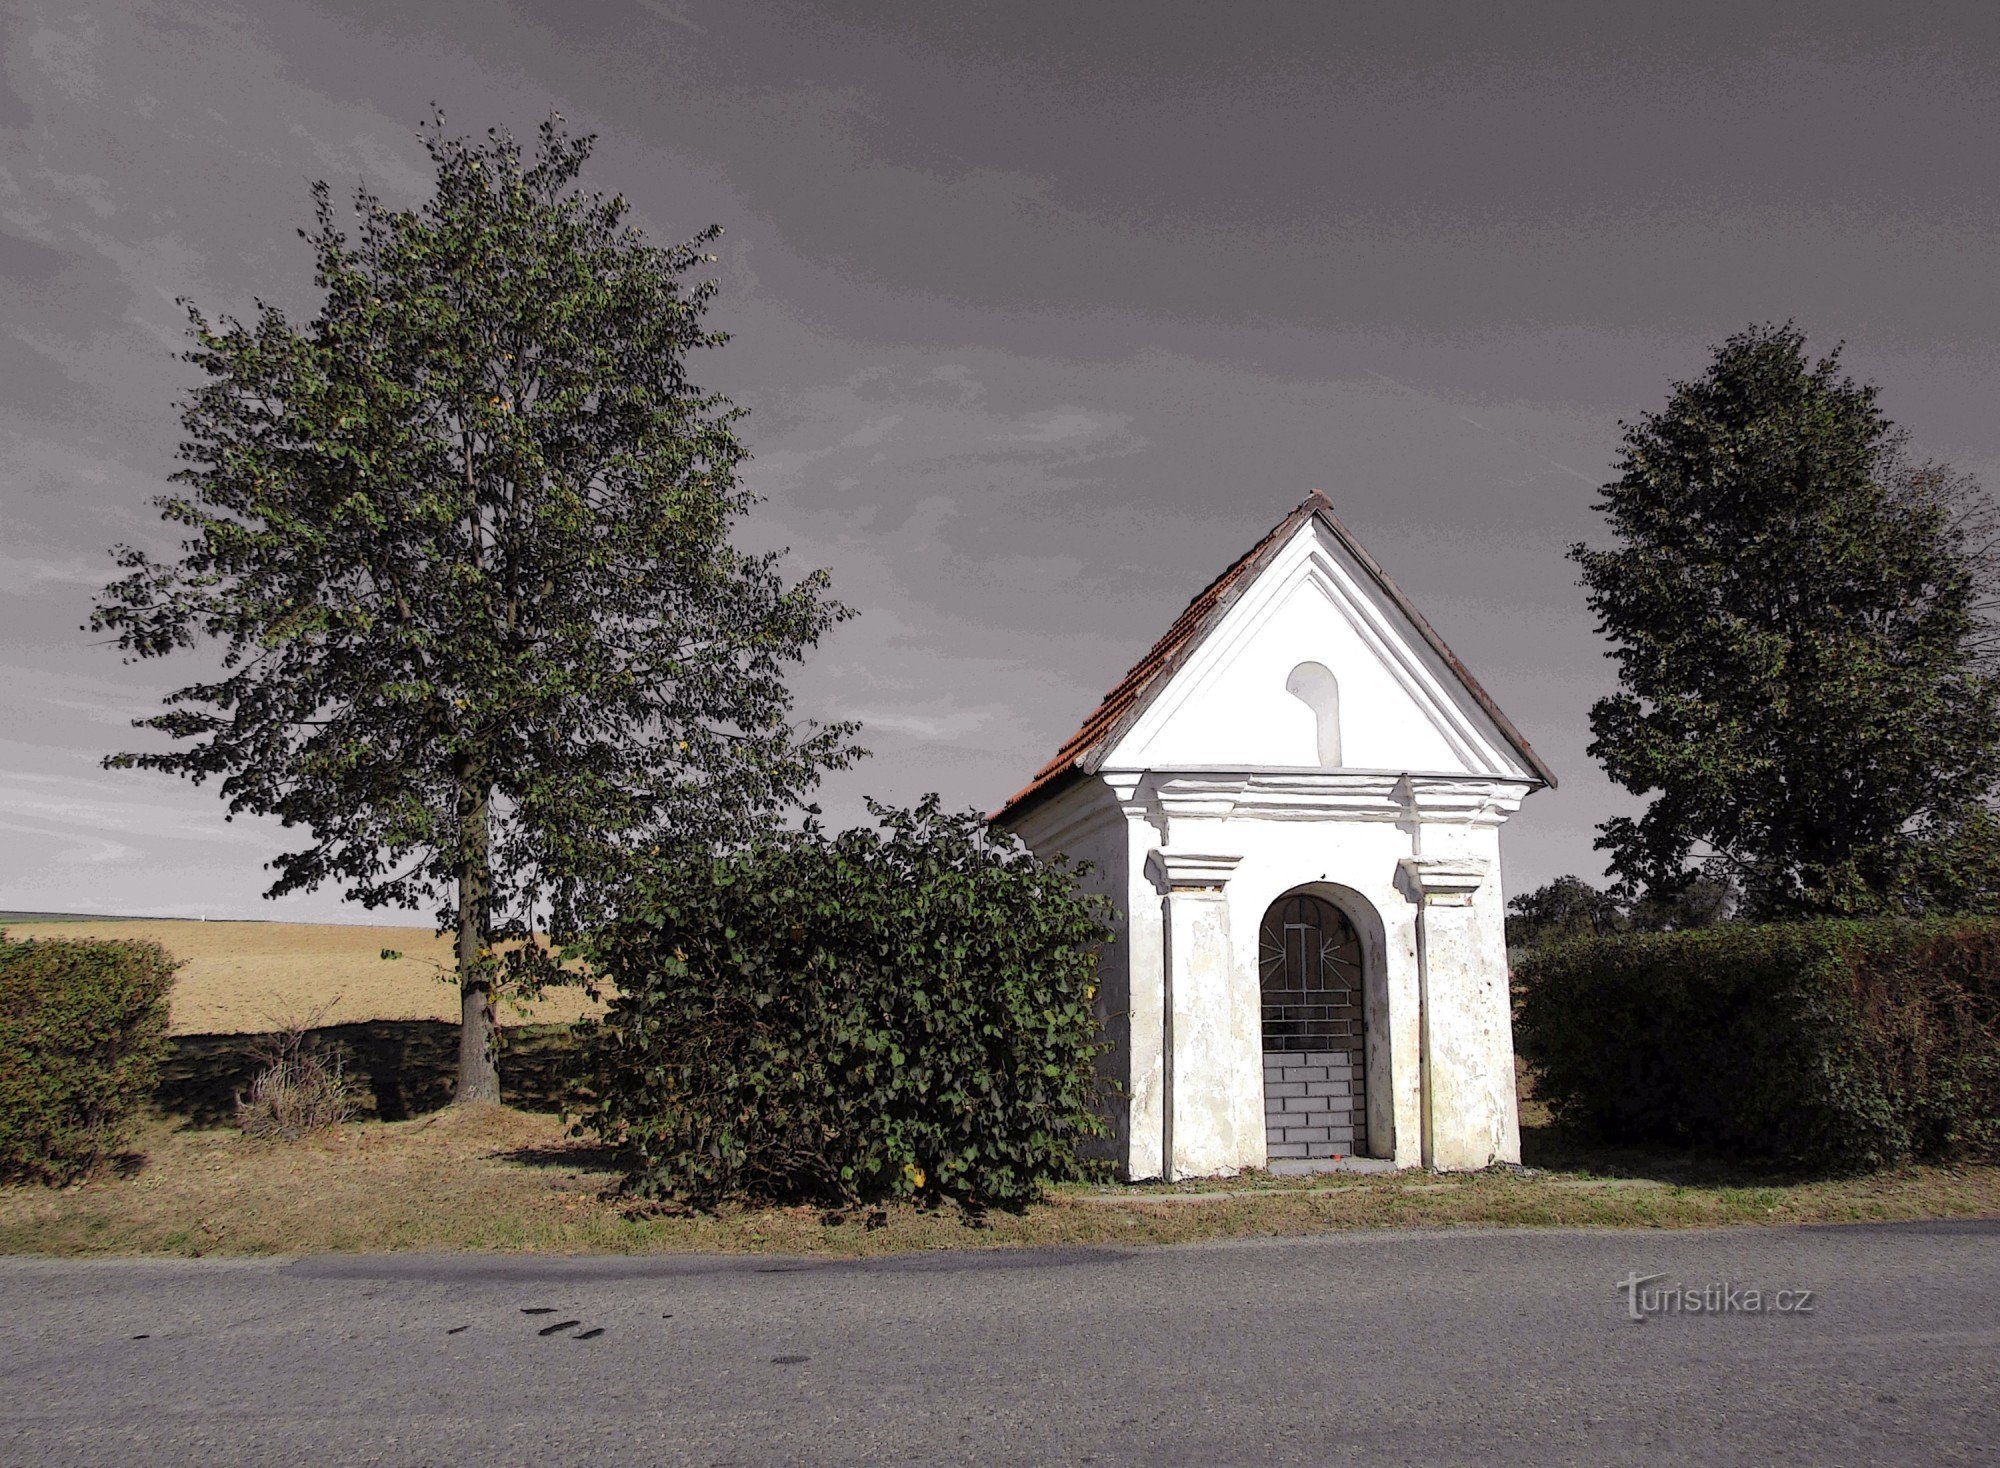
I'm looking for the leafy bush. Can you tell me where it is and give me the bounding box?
[0,930,179,1184]
[1515,918,2000,1171]
[572,798,1114,1210]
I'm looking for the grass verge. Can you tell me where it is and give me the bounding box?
[2,1106,1994,1259]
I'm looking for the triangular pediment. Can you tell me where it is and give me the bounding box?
[995,493,1553,821]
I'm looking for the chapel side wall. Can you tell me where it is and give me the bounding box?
[999,781,1136,1170]
[1121,808,1166,1180]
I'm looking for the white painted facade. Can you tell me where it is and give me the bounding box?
[996,497,1551,1179]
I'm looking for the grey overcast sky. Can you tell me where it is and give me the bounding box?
[3,0,1999,920]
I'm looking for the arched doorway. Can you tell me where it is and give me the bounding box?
[1259,892,1368,1160]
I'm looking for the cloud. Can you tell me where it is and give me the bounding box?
[0,548,112,594]
[634,0,706,34]
[1010,407,1136,447]
[838,414,901,450]
[0,816,138,865]
[742,363,1148,515]
[837,704,1004,742]
[25,19,101,101]
[293,122,433,204]
[0,765,267,846]
[34,166,115,219]
[0,162,60,243]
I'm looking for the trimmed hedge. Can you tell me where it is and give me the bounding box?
[573,800,1113,1211]
[1515,918,2000,1171]
[0,930,179,1184]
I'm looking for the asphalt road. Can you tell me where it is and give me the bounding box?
[2,1219,1995,1466]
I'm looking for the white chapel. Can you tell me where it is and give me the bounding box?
[993,492,1555,1180]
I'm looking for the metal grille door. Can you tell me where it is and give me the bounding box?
[1259,894,1367,1159]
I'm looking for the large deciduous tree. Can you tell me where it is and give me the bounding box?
[1573,322,2000,919]
[91,116,860,1102]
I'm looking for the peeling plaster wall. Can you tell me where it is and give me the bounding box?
[1402,828,1523,1171]
[1120,800,1168,1180]
[1007,771,1527,1179]
[1158,870,1255,1177]
[1170,807,1425,1174]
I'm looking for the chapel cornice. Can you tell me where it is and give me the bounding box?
[1110,767,1530,832]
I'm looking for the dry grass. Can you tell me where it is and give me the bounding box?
[2,1106,1995,1259]
[0,919,601,1035]
[1,921,1991,1258]
[234,1044,357,1141]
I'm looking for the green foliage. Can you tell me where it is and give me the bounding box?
[1506,875,1630,952]
[1572,322,2000,918]
[1507,872,1735,954]
[89,113,859,1097]
[1626,874,1738,935]
[1516,919,2000,1171]
[0,931,179,1185]
[572,798,1114,1211]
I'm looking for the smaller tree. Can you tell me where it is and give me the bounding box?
[1509,873,1736,956]
[575,798,1113,1211]
[1573,322,2000,918]
[1506,875,1628,953]
[1627,873,1737,934]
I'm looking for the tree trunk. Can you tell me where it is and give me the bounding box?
[454,771,501,1106]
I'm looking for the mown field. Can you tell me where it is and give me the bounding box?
[0,918,601,1034]
[2,917,1995,1257]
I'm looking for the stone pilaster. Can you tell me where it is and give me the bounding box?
[1147,850,1259,1179]
[1397,855,1520,1170]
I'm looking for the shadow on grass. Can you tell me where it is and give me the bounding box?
[498,1139,625,1172]
[1512,1056,1844,1188]
[1519,1121,1841,1188]
[158,1021,587,1126]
